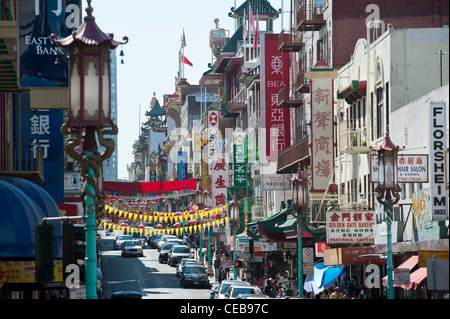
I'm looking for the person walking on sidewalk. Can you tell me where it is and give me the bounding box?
[214,255,221,281]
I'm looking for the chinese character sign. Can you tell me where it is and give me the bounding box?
[326,211,375,244]
[233,132,247,188]
[212,156,229,207]
[261,34,291,170]
[310,77,335,192]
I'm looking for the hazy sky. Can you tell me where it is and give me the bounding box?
[91,0,286,180]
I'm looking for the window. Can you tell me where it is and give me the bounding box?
[376,87,384,138]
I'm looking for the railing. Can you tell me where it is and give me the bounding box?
[296,0,325,30]
[295,69,309,93]
[277,137,309,173]
[1,0,15,21]
[0,142,44,181]
[226,87,247,113]
[278,29,303,52]
[339,119,369,152]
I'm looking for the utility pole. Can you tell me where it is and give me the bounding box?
[436,50,449,87]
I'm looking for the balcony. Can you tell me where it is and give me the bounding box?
[278,30,303,52]
[295,70,310,93]
[0,143,44,182]
[296,1,326,31]
[277,137,309,173]
[339,119,371,154]
[225,87,247,114]
[278,86,304,108]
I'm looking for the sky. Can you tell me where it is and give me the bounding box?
[91,0,287,180]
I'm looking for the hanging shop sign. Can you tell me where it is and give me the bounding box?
[212,156,229,207]
[235,236,277,252]
[370,154,429,183]
[326,211,375,245]
[233,131,247,188]
[18,0,81,88]
[261,174,291,191]
[260,33,291,173]
[306,61,338,193]
[428,102,448,221]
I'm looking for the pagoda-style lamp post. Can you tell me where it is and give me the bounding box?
[51,0,127,299]
[228,196,241,280]
[370,128,404,299]
[290,170,308,298]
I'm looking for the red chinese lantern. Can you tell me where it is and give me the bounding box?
[156,224,163,229]
[173,222,182,228]
[188,219,199,225]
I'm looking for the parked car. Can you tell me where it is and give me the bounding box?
[121,240,144,257]
[122,229,146,248]
[176,259,202,277]
[235,294,272,299]
[224,284,263,299]
[157,235,177,251]
[210,280,251,299]
[168,245,193,266]
[180,264,210,288]
[111,291,142,299]
[113,235,133,250]
[158,242,179,263]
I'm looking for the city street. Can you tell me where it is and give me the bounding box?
[99,233,214,299]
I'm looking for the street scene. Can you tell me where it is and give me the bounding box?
[0,0,449,307]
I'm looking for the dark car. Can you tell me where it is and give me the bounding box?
[111,291,142,299]
[177,259,203,277]
[168,245,193,266]
[180,264,209,288]
[158,242,178,263]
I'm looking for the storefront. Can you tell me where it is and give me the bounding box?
[0,176,64,299]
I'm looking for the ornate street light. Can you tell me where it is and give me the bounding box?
[290,170,308,298]
[370,128,404,299]
[228,195,241,280]
[51,0,127,299]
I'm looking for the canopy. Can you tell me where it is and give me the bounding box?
[382,255,418,288]
[103,179,197,194]
[313,262,344,288]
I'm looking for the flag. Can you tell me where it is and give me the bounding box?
[242,9,247,39]
[249,5,254,34]
[181,29,186,48]
[253,13,260,50]
[181,53,193,67]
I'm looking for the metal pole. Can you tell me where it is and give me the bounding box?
[199,217,203,260]
[84,150,97,299]
[297,218,303,298]
[233,228,237,280]
[385,199,394,299]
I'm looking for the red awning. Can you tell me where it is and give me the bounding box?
[103,179,197,194]
[410,267,427,290]
[382,255,418,288]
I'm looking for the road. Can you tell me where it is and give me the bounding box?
[99,232,215,299]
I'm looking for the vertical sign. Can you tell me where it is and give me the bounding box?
[18,0,81,87]
[261,34,291,173]
[233,131,247,188]
[306,62,338,192]
[16,93,64,202]
[429,102,448,220]
[211,156,228,207]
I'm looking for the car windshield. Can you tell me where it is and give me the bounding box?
[184,267,206,275]
[173,246,190,253]
[231,287,262,297]
[220,282,248,294]
[117,235,132,241]
[123,240,139,246]
[162,243,176,250]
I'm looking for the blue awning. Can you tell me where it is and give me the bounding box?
[0,177,62,258]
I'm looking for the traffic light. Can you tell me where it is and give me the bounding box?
[35,223,55,282]
[235,260,243,268]
[62,222,86,282]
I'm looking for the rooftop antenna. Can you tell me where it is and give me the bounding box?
[214,18,220,28]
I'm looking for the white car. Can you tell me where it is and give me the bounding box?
[121,240,144,257]
[113,235,133,250]
[210,280,251,299]
[157,235,177,251]
[224,284,263,299]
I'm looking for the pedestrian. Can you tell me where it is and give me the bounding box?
[285,283,294,297]
[213,255,221,281]
[276,288,286,299]
[264,279,275,297]
[343,289,351,299]
[222,255,231,279]
[218,267,225,283]
[322,288,330,299]
[315,291,324,299]
[330,287,344,299]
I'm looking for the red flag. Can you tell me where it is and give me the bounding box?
[181,54,193,67]
[249,5,254,34]
[253,14,259,49]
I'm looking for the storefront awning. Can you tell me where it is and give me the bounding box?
[0,177,62,258]
[382,255,418,288]
[246,209,313,243]
[103,179,197,194]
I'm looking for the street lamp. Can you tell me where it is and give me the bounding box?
[370,128,404,299]
[228,195,241,280]
[290,170,308,298]
[51,0,127,299]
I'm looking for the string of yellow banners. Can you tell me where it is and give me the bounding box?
[103,204,227,225]
[99,216,229,237]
